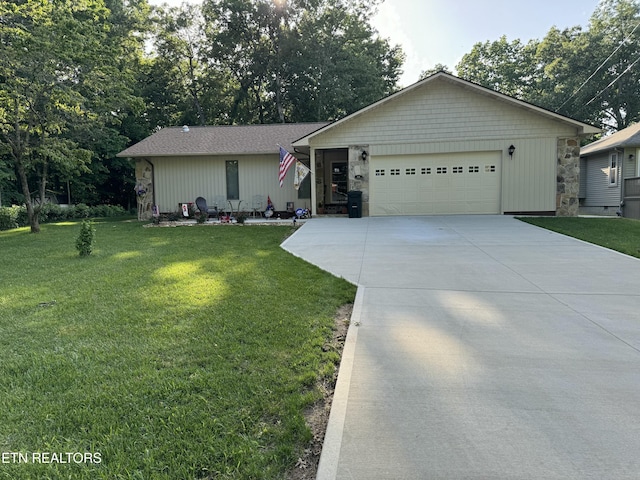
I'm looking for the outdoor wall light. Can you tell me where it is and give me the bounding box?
[361,150,368,161]
[508,145,516,158]
[629,154,635,161]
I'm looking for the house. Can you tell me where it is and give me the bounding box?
[117,123,328,219]
[579,122,640,219]
[118,72,600,219]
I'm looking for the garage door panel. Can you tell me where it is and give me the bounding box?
[371,152,501,216]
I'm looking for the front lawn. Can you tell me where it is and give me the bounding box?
[0,220,356,479]
[518,216,640,259]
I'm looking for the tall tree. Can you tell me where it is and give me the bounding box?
[456,35,539,99]
[0,0,150,226]
[198,0,404,124]
[0,1,98,232]
[285,0,404,121]
[153,3,208,126]
[455,0,640,131]
[419,64,452,80]
[575,0,640,129]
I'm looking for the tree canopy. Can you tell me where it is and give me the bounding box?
[0,0,404,230]
[3,0,640,228]
[456,0,640,131]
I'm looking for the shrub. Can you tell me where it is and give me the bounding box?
[0,206,19,230]
[73,203,90,218]
[39,204,66,223]
[91,204,109,218]
[75,220,96,257]
[15,206,29,227]
[0,203,129,230]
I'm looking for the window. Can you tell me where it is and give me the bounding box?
[375,169,385,176]
[406,168,416,175]
[609,153,618,186]
[485,165,496,173]
[452,166,463,173]
[226,160,239,200]
[469,166,480,173]
[436,167,447,174]
[421,167,432,175]
[390,169,400,176]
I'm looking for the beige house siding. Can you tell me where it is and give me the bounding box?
[147,154,308,214]
[308,79,578,214]
[309,80,577,147]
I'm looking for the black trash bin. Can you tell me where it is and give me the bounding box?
[347,190,362,218]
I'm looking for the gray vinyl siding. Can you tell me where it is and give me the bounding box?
[582,152,621,208]
[579,158,587,199]
[309,79,577,213]
[623,148,638,179]
[150,154,307,213]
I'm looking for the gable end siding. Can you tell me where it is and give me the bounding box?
[309,80,577,148]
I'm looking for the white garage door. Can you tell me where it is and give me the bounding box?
[370,151,502,215]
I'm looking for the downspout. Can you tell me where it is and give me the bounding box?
[617,148,624,216]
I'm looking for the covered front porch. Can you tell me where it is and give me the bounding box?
[305,146,370,216]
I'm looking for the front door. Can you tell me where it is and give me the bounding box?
[331,161,348,204]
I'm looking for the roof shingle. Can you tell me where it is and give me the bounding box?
[117,123,329,158]
[580,122,640,157]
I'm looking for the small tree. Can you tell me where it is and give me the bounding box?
[75,220,96,257]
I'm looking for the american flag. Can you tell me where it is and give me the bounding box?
[279,146,296,187]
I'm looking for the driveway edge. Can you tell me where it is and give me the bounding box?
[316,286,364,480]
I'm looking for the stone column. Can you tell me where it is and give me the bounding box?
[135,159,154,221]
[556,138,580,217]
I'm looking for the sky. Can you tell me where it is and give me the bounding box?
[148,0,602,87]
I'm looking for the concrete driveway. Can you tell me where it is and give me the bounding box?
[282,216,640,479]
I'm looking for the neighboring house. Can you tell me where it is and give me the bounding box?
[579,122,640,219]
[118,72,600,219]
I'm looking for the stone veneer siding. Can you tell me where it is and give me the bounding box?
[135,159,154,221]
[557,137,580,217]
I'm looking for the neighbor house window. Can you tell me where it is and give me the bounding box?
[609,153,618,186]
[226,160,239,199]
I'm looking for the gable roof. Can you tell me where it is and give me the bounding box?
[580,122,640,157]
[293,72,600,147]
[117,122,329,158]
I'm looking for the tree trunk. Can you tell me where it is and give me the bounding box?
[11,97,39,233]
[16,160,40,233]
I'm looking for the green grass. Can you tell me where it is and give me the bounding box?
[0,219,356,479]
[518,216,640,259]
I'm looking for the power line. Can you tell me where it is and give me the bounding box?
[559,20,640,110]
[584,53,640,106]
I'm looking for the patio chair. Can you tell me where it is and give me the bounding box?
[213,195,227,216]
[195,197,217,218]
[251,195,265,217]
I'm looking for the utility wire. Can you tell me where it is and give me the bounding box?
[559,21,640,110]
[585,53,640,105]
